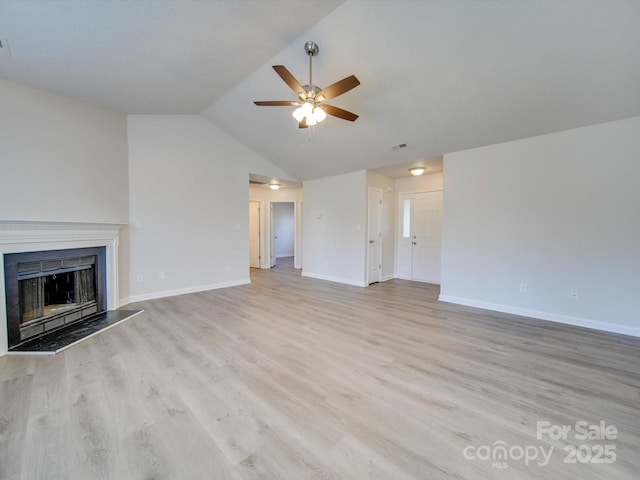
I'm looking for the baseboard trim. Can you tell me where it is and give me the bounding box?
[119,297,131,308]
[381,274,394,282]
[438,294,640,338]
[128,279,251,304]
[276,254,294,258]
[301,271,366,287]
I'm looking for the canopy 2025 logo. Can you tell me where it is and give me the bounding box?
[462,420,617,469]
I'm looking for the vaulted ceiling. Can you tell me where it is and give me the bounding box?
[1,0,639,181]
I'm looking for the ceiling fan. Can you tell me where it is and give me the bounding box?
[254,41,360,128]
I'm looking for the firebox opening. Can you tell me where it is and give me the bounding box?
[19,256,97,327]
[4,247,107,348]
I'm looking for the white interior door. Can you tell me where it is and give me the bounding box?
[367,187,382,284]
[411,191,442,283]
[269,203,276,267]
[249,201,261,268]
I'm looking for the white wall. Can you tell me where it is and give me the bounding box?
[273,203,295,258]
[127,115,294,302]
[302,170,367,286]
[441,116,640,337]
[248,186,303,269]
[366,172,396,281]
[0,79,130,304]
[0,79,129,224]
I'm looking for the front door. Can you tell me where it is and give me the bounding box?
[411,191,442,283]
[397,190,442,283]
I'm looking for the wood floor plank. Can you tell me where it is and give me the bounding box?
[0,374,33,479]
[1,259,639,479]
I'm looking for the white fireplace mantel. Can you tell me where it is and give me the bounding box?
[0,220,125,356]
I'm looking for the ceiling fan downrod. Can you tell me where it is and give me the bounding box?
[305,41,318,96]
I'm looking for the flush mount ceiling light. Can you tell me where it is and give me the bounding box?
[269,183,280,190]
[409,167,426,176]
[254,41,360,129]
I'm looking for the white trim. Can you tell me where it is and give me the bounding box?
[0,221,124,357]
[438,294,640,338]
[276,253,294,258]
[127,279,251,304]
[381,274,394,282]
[301,271,367,287]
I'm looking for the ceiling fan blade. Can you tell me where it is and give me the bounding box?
[254,101,300,106]
[273,65,306,97]
[322,104,359,122]
[316,75,360,101]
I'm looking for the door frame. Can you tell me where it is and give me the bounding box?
[269,201,297,268]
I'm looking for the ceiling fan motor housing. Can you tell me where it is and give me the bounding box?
[304,41,319,56]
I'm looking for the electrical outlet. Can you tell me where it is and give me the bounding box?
[136,274,143,283]
[159,272,165,280]
[225,265,231,272]
[570,289,578,300]
[519,283,528,294]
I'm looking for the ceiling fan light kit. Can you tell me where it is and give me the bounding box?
[409,167,426,176]
[254,41,360,129]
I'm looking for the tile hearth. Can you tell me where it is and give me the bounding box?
[8,309,142,355]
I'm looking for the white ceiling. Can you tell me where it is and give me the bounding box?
[1,1,639,181]
[0,0,344,113]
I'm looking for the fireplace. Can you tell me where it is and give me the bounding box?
[1,221,124,356]
[4,247,107,348]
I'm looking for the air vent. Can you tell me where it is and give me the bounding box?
[391,143,408,150]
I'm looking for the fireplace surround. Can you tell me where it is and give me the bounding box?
[0,221,123,356]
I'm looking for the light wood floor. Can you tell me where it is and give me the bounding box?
[1,260,639,479]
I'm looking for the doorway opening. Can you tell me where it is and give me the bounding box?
[271,202,295,269]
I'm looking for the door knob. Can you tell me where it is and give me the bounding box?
[412,242,417,245]
[369,240,374,244]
